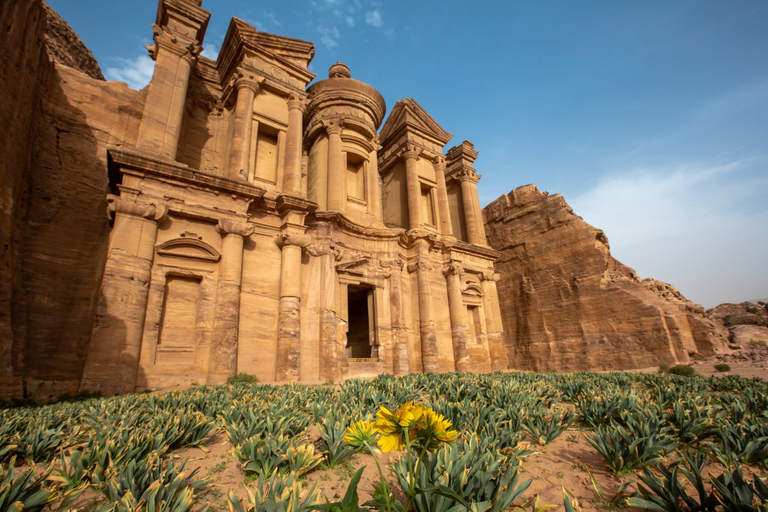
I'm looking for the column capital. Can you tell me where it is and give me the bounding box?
[433,156,447,172]
[287,93,308,112]
[457,169,479,184]
[443,261,465,277]
[323,118,344,136]
[233,67,263,94]
[481,270,501,282]
[400,144,420,161]
[149,24,202,64]
[216,219,255,238]
[407,259,432,273]
[107,194,168,222]
[277,233,311,249]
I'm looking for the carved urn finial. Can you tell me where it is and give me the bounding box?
[329,62,351,79]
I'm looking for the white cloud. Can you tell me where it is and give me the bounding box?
[569,160,768,308]
[264,11,283,28]
[317,26,340,48]
[365,9,383,27]
[345,15,355,27]
[201,42,219,61]
[103,54,154,90]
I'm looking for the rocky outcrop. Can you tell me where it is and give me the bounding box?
[0,0,145,399]
[41,1,104,80]
[483,184,728,372]
[708,302,768,346]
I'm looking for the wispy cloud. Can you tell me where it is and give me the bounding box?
[263,11,283,28]
[103,54,154,90]
[569,159,768,307]
[345,15,355,27]
[201,42,219,61]
[317,26,340,48]
[365,9,383,27]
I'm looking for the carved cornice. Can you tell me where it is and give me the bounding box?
[107,194,168,222]
[108,148,267,202]
[481,270,501,282]
[217,219,255,238]
[312,211,401,241]
[156,236,221,262]
[276,194,318,215]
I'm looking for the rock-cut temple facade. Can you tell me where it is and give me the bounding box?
[76,0,508,394]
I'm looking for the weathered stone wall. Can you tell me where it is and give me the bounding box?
[0,0,146,399]
[483,185,728,371]
[0,0,48,398]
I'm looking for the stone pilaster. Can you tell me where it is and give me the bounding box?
[80,194,168,395]
[403,146,421,230]
[433,156,453,236]
[459,172,482,245]
[367,138,383,222]
[384,258,409,375]
[227,69,261,181]
[137,27,201,159]
[325,120,344,211]
[408,244,438,372]
[444,262,471,372]
[283,94,306,196]
[208,219,253,383]
[482,270,508,371]
[275,232,311,381]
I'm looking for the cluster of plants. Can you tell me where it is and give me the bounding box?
[0,369,767,510]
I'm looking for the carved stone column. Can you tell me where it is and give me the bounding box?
[459,173,481,245]
[325,120,344,211]
[283,94,306,196]
[384,258,409,375]
[80,194,168,395]
[403,147,422,229]
[275,232,311,381]
[408,244,437,372]
[444,262,471,372]
[227,70,261,181]
[207,219,253,383]
[368,138,383,222]
[308,243,342,382]
[136,26,201,159]
[482,271,509,371]
[433,156,454,236]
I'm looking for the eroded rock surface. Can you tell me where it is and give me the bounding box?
[708,302,768,347]
[483,184,728,371]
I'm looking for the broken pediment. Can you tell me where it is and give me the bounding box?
[379,98,453,148]
[156,234,221,262]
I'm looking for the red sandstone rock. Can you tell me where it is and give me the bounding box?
[483,184,728,371]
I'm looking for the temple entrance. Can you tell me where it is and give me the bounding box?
[346,284,376,359]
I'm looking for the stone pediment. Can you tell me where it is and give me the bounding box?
[156,234,221,262]
[379,98,452,148]
[217,17,315,91]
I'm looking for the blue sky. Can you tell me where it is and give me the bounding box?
[48,0,768,308]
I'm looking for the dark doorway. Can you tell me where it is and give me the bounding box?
[347,285,375,358]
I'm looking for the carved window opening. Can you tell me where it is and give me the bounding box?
[346,152,366,204]
[420,183,436,227]
[467,305,483,339]
[346,284,377,360]
[251,123,280,184]
[157,274,201,362]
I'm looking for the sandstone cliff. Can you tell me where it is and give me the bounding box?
[483,184,728,371]
[1,0,146,399]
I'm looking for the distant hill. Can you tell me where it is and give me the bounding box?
[748,298,768,303]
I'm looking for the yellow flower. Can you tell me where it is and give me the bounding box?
[343,419,377,449]
[373,402,457,453]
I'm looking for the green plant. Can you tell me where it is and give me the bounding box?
[658,364,671,374]
[714,363,731,372]
[228,473,321,512]
[668,365,696,377]
[0,456,58,511]
[586,468,637,509]
[522,409,575,445]
[748,339,766,347]
[227,373,260,385]
[586,425,677,475]
[317,412,357,467]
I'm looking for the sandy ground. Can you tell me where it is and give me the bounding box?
[62,354,768,511]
